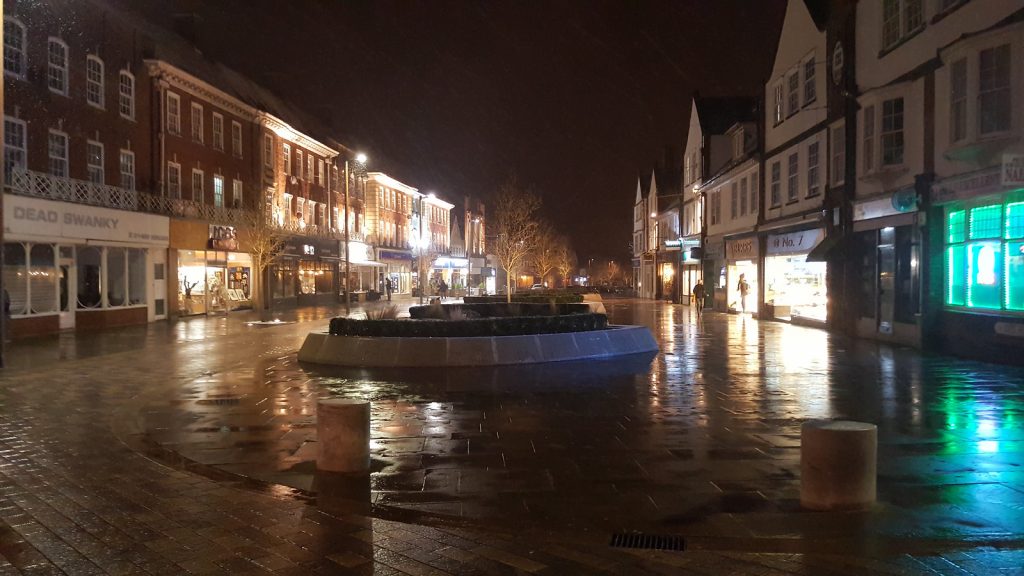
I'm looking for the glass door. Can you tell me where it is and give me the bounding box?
[878,245,895,335]
[59,248,76,330]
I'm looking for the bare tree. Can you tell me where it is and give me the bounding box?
[529,224,560,287]
[238,211,288,319]
[555,238,577,287]
[493,176,541,302]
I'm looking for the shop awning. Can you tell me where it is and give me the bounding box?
[805,234,842,262]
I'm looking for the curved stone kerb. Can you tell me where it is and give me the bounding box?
[298,325,658,367]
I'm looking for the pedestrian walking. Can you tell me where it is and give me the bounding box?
[693,280,705,319]
[737,274,750,314]
[385,277,393,302]
[439,279,448,300]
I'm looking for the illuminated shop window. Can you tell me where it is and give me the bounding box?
[947,201,1023,312]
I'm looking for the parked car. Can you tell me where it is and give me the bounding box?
[530,284,545,291]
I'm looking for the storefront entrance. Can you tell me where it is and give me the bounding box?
[178,250,252,316]
[764,229,828,323]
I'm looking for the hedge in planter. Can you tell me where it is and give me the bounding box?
[463,294,583,304]
[328,313,608,337]
[408,302,592,319]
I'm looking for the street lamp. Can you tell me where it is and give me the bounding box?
[343,153,367,316]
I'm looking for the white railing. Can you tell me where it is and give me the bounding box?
[137,193,252,225]
[9,167,138,211]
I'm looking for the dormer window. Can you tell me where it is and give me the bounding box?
[732,129,744,160]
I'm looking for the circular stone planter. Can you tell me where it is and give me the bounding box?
[298,325,658,367]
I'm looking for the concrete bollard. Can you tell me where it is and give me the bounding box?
[317,399,370,474]
[800,420,877,511]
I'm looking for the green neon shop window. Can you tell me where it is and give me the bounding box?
[947,245,966,306]
[967,241,1002,309]
[948,210,966,243]
[1008,242,1024,311]
[1006,202,1024,239]
[969,204,1002,240]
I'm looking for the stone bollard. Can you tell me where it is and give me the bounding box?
[800,420,877,511]
[317,399,370,474]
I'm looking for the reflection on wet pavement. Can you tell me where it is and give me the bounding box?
[133,299,1024,551]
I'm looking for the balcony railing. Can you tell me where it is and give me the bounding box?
[137,192,252,226]
[8,167,138,211]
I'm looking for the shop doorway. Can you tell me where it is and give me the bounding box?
[59,252,75,330]
[728,260,758,314]
[878,243,895,335]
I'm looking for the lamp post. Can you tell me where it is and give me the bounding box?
[343,153,367,316]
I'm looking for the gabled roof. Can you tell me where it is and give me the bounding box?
[637,172,653,198]
[694,97,758,136]
[450,218,465,252]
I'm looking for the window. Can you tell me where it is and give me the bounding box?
[212,113,224,150]
[770,161,781,207]
[787,72,799,117]
[48,131,68,178]
[979,44,1011,135]
[283,143,291,174]
[119,150,135,190]
[732,130,744,160]
[750,171,758,213]
[264,134,273,167]
[863,105,875,172]
[318,159,325,185]
[86,55,104,108]
[946,203,1024,310]
[192,169,204,202]
[803,57,816,106]
[831,123,846,185]
[4,17,26,78]
[4,117,27,180]
[710,191,721,225]
[167,92,181,135]
[730,183,738,220]
[773,83,784,125]
[882,0,923,51]
[167,162,181,198]
[232,179,243,208]
[881,98,904,166]
[296,150,304,178]
[191,103,204,143]
[684,154,691,184]
[47,38,68,95]
[740,178,748,216]
[807,142,820,197]
[231,121,242,157]
[213,175,224,207]
[119,71,135,120]
[306,154,313,181]
[87,140,104,184]
[787,153,799,202]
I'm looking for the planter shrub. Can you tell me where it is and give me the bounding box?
[329,313,607,337]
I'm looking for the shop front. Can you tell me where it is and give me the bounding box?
[703,235,725,311]
[174,223,253,316]
[271,237,339,306]
[763,228,828,324]
[851,192,921,346]
[3,194,169,337]
[659,239,681,302]
[433,256,469,296]
[678,236,702,306]
[725,235,759,315]
[342,240,385,297]
[932,164,1024,363]
[378,248,413,295]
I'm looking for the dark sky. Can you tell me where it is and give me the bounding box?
[125,0,785,261]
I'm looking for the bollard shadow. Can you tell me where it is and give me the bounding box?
[314,468,372,516]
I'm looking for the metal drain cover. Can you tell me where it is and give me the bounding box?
[609,533,684,551]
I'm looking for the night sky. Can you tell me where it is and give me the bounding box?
[122,0,785,262]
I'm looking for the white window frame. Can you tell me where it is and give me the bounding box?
[48,130,69,178]
[881,0,924,52]
[831,122,846,186]
[119,149,135,191]
[773,82,784,125]
[802,54,816,106]
[318,159,325,185]
[119,70,135,120]
[47,37,69,96]
[212,112,224,151]
[86,55,104,109]
[978,43,1011,137]
[732,130,744,160]
[231,121,243,157]
[192,169,204,203]
[283,143,292,174]
[881,97,904,166]
[4,17,27,79]
[807,141,820,198]
[166,92,181,135]
[191,103,204,143]
[264,134,273,167]
[787,152,799,203]
[306,154,313,181]
[739,176,748,216]
[770,161,781,207]
[213,174,225,207]
[4,116,27,178]
[730,182,738,220]
[167,161,182,199]
[87,140,104,184]
[786,70,800,118]
[296,149,304,178]
[232,179,243,208]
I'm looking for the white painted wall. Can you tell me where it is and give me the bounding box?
[764,128,829,221]
[856,78,925,200]
[706,159,760,238]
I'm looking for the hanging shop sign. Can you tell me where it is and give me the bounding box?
[4,193,169,246]
[726,236,758,261]
[766,228,824,256]
[208,225,238,251]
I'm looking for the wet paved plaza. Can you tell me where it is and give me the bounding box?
[2,297,1024,574]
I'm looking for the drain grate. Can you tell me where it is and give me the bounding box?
[609,533,684,551]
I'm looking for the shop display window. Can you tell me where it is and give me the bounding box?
[946,201,1022,312]
[128,249,146,305]
[108,247,126,306]
[3,243,28,315]
[765,255,827,322]
[77,246,102,308]
[29,244,57,313]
